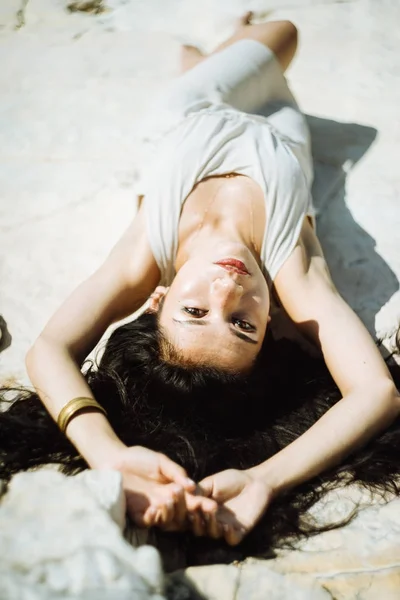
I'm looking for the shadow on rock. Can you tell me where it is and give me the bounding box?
[166,571,209,600]
[0,316,12,354]
[307,115,399,338]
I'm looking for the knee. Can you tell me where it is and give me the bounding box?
[272,20,298,66]
[280,20,298,47]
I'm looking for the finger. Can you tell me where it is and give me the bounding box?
[228,524,247,546]
[215,506,242,546]
[186,493,218,514]
[219,519,247,546]
[198,496,219,513]
[171,485,186,527]
[158,455,196,491]
[194,496,222,538]
[197,476,213,497]
[138,505,158,528]
[155,497,175,527]
[204,510,222,540]
[221,522,239,546]
[222,523,235,546]
[157,485,187,532]
[189,510,205,537]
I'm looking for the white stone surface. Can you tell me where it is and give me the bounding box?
[1,1,400,598]
[266,486,400,599]
[1,0,399,382]
[175,563,332,600]
[0,469,166,599]
[173,487,400,600]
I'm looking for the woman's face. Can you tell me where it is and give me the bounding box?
[157,242,270,372]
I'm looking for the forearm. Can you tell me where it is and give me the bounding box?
[26,337,126,468]
[249,382,400,496]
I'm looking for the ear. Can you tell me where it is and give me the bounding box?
[147,286,169,313]
[267,314,272,324]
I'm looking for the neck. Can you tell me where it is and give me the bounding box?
[175,220,259,271]
[175,175,263,271]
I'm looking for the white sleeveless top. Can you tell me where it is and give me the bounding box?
[142,102,314,285]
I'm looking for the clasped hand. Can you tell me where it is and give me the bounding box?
[107,446,274,546]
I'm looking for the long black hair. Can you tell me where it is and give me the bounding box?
[1,312,399,567]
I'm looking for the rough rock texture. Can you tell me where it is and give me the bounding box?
[169,563,333,600]
[1,470,399,599]
[171,486,400,600]
[255,487,400,599]
[0,469,165,600]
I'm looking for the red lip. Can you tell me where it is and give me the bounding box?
[214,258,250,275]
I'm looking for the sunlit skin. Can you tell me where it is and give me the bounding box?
[25,15,400,550]
[156,240,271,372]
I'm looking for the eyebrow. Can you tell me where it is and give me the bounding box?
[172,318,258,345]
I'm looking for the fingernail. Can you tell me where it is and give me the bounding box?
[185,478,196,487]
[148,507,157,517]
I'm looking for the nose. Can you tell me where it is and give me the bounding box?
[211,276,244,308]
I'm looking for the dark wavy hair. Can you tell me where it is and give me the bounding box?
[1,312,400,568]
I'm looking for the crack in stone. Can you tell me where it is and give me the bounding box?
[233,563,243,600]
[277,0,357,10]
[320,583,336,599]
[15,0,29,30]
[314,562,400,579]
[0,188,101,234]
[67,0,107,15]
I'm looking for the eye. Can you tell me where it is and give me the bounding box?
[232,318,256,332]
[183,307,208,317]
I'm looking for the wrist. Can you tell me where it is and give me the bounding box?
[88,438,128,470]
[94,443,131,472]
[245,462,284,500]
[66,410,126,469]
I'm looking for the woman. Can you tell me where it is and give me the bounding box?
[2,15,400,551]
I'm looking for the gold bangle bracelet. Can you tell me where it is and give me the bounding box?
[57,397,107,435]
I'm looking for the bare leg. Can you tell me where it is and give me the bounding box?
[180,13,298,74]
[180,45,206,73]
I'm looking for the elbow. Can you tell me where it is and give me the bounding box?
[392,385,400,415]
[26,340,38,372]
[355,379,400,425]
[26,335,81,375]
[384,377,400,402]
[26,335,66,374]
[377,378,400,420]
[26,337,46,375]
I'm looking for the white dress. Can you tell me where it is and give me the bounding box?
[140,39,315,285]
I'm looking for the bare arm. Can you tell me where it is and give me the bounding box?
[26,208,220,528]
[249,220,400,494]
[26,207,160,467]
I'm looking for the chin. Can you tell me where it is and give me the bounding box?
[212,240,247,253]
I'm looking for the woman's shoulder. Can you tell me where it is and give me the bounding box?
[272,217,322,288]
[122,201,161,286]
